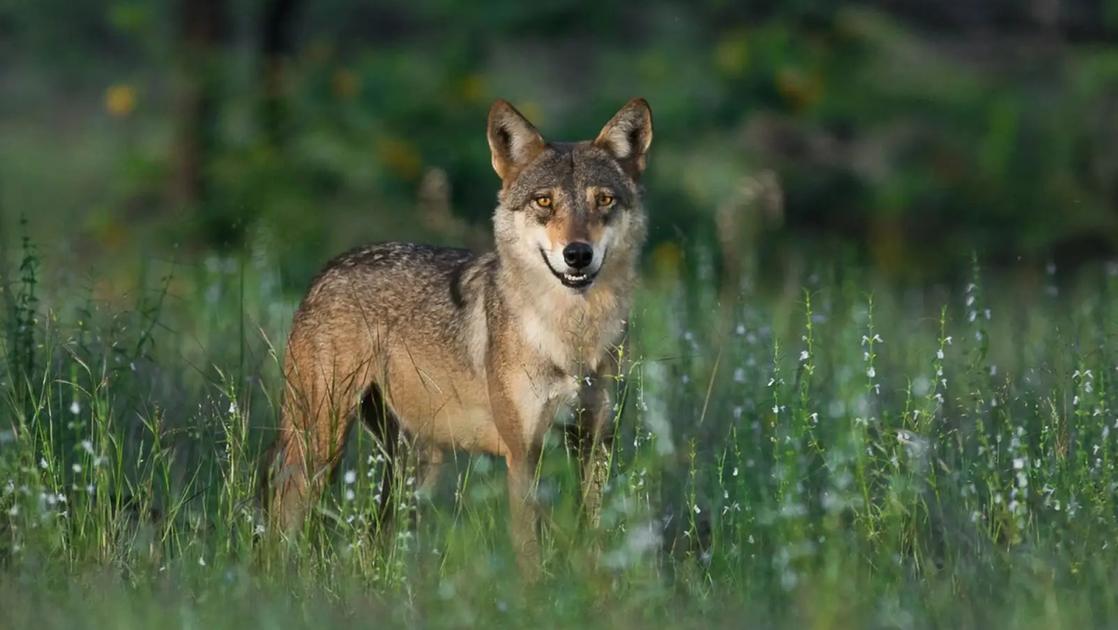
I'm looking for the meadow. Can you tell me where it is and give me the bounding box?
[2,220,1117,629]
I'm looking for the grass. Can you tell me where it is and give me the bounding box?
[2,225,1118,629]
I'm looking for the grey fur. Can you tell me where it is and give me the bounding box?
[265,98,654,574]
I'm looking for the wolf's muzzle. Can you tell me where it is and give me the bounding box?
[539,247,601,290]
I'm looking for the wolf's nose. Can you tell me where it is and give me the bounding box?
[563,242,594,269]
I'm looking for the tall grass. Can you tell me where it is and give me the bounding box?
[2,228,1118,628]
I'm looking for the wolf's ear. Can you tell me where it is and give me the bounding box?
[594,98,653,178]
[487,100,546,181]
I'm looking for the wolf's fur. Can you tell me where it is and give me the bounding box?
[265,98,653,569]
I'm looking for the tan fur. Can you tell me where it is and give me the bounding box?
[265,98,653,572]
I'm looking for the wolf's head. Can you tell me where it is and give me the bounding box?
[487,99,652,292]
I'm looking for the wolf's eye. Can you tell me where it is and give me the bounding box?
[534,195,552,208]
[597,193,615,208]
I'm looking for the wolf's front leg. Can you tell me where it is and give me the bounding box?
[573,340,627,529]
[573,378,615,529]
[486,366,547,576]
[504,445,542,574]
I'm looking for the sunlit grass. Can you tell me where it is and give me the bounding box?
[3,230,1118,628]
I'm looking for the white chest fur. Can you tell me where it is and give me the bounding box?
[518,306,577,370]
[510,370,582,445]
[515,288,625,375]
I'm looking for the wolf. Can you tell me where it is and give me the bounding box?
[265,98,653,569]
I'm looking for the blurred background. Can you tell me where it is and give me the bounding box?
[2,0,1117,293]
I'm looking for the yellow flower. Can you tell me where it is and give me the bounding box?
[332,68,360,99]
[458,73,485,103]
[105,84,137,118]
[775,67,822,111]
[376,137,422,181]
[651,241,683,283]
[714,31,750,77]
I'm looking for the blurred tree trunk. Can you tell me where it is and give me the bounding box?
[170,0,228,238]
[261,0,303,147]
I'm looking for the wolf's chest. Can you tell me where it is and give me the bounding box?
[516,304,622,374]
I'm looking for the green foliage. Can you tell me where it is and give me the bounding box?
[2,2,1117,281]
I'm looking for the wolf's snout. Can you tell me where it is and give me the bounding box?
[563,242,594,269]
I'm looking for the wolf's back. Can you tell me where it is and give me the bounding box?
[290,241,493,365]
